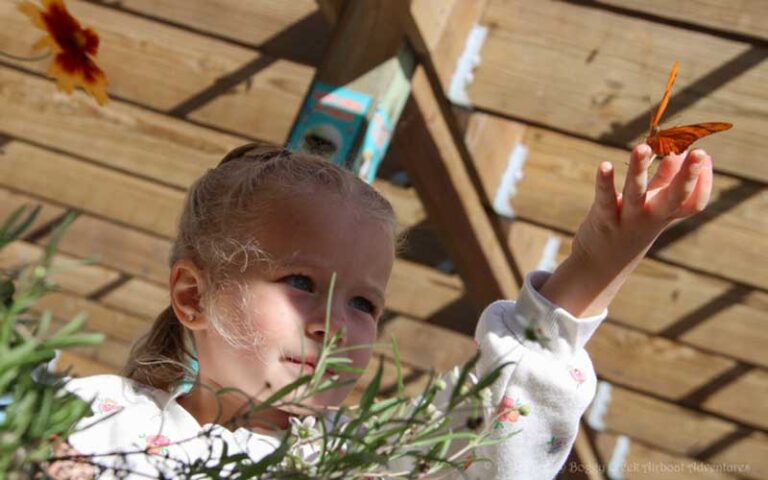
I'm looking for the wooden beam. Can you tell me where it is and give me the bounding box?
[392,68,519,307]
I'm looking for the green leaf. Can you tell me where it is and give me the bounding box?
[359,357,383,413]
[42,210,79,267]
[390,335,405,399]
[0,205,41,248]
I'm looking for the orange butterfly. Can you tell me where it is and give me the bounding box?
[645,61,732,156]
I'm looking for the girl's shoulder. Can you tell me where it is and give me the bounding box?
[64,374,172,411]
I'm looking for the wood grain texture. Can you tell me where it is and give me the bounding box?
[393,67,519,307]
[57,351,117,377]
[0,242,120,297]
[471,0,768,182]
[597,0,768,40]
[0,141,185,238]
[594,431,738,479]
[681,291,768,367]
[459,114,767,364]
[0,66,242,189]
[42,214,172,285]
[379,315,476,371]
[0,189,65,233]
[702,369,768,430]
[90,0,329,65]
[35,292,151,344]
[0,0,312,143]
[509,125,768,290]
[588,322,735,401]
[709,431,768,480]
[598,384,737,456]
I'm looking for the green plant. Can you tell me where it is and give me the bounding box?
[0,206,104,478]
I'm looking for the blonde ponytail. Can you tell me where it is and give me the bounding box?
[122,306,195,392]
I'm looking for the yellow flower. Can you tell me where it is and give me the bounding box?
[17,0,108,105]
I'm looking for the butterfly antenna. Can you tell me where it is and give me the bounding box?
[650,60,680,131]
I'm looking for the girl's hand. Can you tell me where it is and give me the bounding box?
[538,144,714,318]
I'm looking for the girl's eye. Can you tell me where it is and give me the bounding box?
[350,296,376,316]
[283,274,314,292]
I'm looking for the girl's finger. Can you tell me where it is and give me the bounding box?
[622,144,652,214]
[650,149,708,216]
[594,161,618,218]
[674,153,713,217]
[648,152,685,191]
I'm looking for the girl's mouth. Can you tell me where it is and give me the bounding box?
[285,357,336,376]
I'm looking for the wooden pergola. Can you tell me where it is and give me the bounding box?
[0,1,765,478]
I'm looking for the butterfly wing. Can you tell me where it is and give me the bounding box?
[650,61,679,130]
[646,122,733,155]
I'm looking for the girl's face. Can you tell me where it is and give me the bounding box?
[191,190,395,425]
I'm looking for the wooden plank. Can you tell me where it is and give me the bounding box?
[350,355,431,404]
[57,351,117,377]
[471,0,768,182]
[76,337,133,371]
[588,322,735,401]
[409,0,489,90]
[594,432,738,479]
[51,318,134,371]
[379,315,476,372]
[387,260,464,319]
[503,221,560,275]
[681,290,768,368]
[507,124,767,290]
[702,369,768,430]
[35,292,151,344]
[597,384,737,457]
[0,241,120,297]
[392,67,519,308]
[90,0,329,65]
[0,141,185,238]
[0,188,65,233]
[101,278,169,321]
[188,57,312,143]
[0,66,242,190]
[0,0,313,143]
[596,0,768,40]
[43,214,172,285]
[371,180,427,234]
[709,431,768,480]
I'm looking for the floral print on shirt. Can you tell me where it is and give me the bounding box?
[139,433,171,455]
[494,395,530,429]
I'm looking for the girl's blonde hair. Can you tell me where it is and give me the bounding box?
[122,144,397,391]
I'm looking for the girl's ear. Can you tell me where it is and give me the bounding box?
[170,259,208,331]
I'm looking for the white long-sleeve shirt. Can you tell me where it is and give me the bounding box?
[59,271,606,479]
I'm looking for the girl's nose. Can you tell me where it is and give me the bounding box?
[305,299,347,345]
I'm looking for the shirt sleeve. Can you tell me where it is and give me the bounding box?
[462,270,606,479]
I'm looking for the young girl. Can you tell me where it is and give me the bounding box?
[54,142,713,479]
